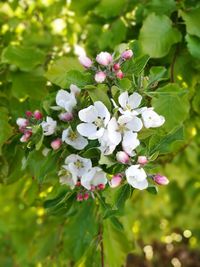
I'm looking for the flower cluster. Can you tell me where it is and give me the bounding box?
[16,49,169,202]
[79,50,133,83]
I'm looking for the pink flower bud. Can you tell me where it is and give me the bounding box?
[115,70,124,79]
[77,193,83,202]
[110,174,122,188]
[34,110,43,120]
[153,174,169,185]
[90,185,96,191]
[97,184,105,190]
[59,112,73,122]
[113,63,120,71]
[20,130,32,143]
[16,118,29,128]
[79,55,92,68]
[121,49,133,60]
[84,193,90,200]
[25,110,32,118]
[51,138,62,150]
[96,52,113,66]
[137,156,148,165]
[116,151,130,164]
[94,71,106,83]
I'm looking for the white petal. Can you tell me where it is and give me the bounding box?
[142,108,165,128]
[94,101,110,125]
[128,92,142,109]
[122,131,140,155]
[107,118,121,145]
[126,116,143,132]
[118,92,129,109]
[78,105,98,123]
[56,90,76,112]
[62,128,88,150]
[128,179,148,190]
[77,123,98,139]
[81,169,96,190]
[126,165,148,190]
[70,84,81,95]
[92,167,107,186]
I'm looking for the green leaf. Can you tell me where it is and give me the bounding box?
[11,71,47,100]
[148,66,168,86]
[122,55,150,76]
[114,184,134,210]
[147,185,158,195]
[151,84,189,131]
[180,7,200,38]
[1,45,45,71]
[145,0,176,15]
[0,107,13,154]
[149,126,184,155]
[185,34,200,59]
[94,0,126,18]
[87,84,112,111]
[139,13,181,58]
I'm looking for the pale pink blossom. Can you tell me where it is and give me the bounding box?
[137,156,148,165]
[116,151,130,164]
[96,52,112,66]
[51,138,62,150]
[34,110,43,120]
[153,174,169,185]
[109,174,122,188]
[94,71,106,83]
[79,55,92,68]
[121,50,133,60]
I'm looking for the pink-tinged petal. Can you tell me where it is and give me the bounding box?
[79,55,92,68]
[95,71,106,83]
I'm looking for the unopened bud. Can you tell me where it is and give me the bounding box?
[34,110,43,120]
[121,49,133,60]
[79,55,93,68]
[25,110,32,118]
[59,112,73,122]
[76,181,81,187]
[84,193,90,200]
[94,71,106,83]
[116,70,124,79]
[110,174,122,188]
[137,156,148,165]
[96,52,113,66]
[116,151,130,164]
[97,184,105,190]
[51,138,62,150]
[153,174,169,185]
[20,130,32,143]
[77,193,83,202]
[113,63,120,71]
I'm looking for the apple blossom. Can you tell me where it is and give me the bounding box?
[141,108,165,128]
[62,127,88,150]
[109,174,122,188]
[94,71,106,83]
[41,116,57,136]
[118,91,142,117]
[20,130,32,142]
[81,167,107,190]
[78,55,92,68]
[116,151,130,164]
[16,118,29,128]
[125,165,148,190]
[98,130,117,155]
[56,89,77,113]
[77,101,110,140]
[121,49,133,60]
[58,112,73,122]
[63,154,92,184]
[153,174,169,185]
[59,168,76,189]
[96,52,112,66]
[34,110,43,120]
[107,115,141,155]
[138,156,148,165]
[51,138,62,150]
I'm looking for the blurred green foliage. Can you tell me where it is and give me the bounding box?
[0,0,200,266]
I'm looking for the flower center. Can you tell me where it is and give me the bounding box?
[117,124,128,133]
[68,130,78,141]
[125,104,132,111]
[74,160,84,169]
[94,117,104,128]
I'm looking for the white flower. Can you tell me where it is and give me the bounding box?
[77,101,110,140]
[98,130,116,155]
[141,107,165,128]
[81,167,107,190]
[55,89,77,112]
[70,84,81,95]
[107,115,141,155]
[125,165,148,190]
[118,91,142,117]
[41,116,57,136]
[95,72,106,83]
[96,52,112,66]
[63,154,92,184]
[62,127,88,150]
[16,118,28,128]
[59,168,76,189]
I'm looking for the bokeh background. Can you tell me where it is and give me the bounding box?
[0,0,200,266]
